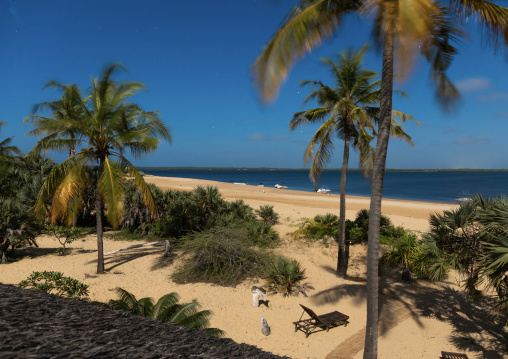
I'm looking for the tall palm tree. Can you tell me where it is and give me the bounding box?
[108,287,224,337]
[290,46,414,278]
[25,82,85,158]
[29,64,171,273]
[251,1,508,356]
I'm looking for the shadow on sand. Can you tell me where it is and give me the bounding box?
[312,277,507,358]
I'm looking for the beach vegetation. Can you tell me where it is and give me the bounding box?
[292,213,339,241]
[19,271,89,299]
[172,226,271,286]
[107,287,224,337]
[264,256,307,296]
[26,64,171,274]
[252,0,507,354]
[246,221,279,248]
[256,205,279,225]
[45,224,81,255]
[425,195,508,319]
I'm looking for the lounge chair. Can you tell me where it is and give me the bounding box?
[440,351,469,359]
[293,304,349,338]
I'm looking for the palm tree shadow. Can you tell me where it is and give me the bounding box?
[386,282,508,358]
[150,252,176,271]
[99,246,163,272]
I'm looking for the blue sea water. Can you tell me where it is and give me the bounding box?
[139,168,508,204]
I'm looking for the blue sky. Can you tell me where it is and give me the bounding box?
[1,0,507,169]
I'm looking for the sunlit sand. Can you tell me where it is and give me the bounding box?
[2,176,504,359]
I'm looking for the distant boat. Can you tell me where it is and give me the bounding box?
[234,182,247,185]
[257,183,265,187]
[456,192,473,204]
[275,183,288,189]
[317,186,331,194]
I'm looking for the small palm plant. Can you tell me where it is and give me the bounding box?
[108,287,224,337]
[292,213,339,240]
[255,205,279,225]
[264,256,309,296]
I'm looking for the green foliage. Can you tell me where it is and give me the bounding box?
[121,181,164,234]
[19,271,89,299]
[255,205,279,225]
[246,221,279,248]
[382,232,445,280]
[172,227,270,286]
[0,198,41,263]
[264,256,307,296]
[107,287,224,337]
[346,209,397,244]
[45,224,81,255]
[292,213,339,241]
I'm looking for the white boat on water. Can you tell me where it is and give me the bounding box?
[275,183,288,189]
[456,193,473,204]
[233,182,247,185]
[317,186,331,194]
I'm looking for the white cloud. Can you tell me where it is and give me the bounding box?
[453,136,489,146]
[477,92,508,102]
[456,77,491,92]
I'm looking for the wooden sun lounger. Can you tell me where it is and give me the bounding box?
[440,351,469,359]
[293,304,349,338]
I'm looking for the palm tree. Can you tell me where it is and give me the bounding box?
[29,64,171,273]
[25,82,85,158]
[251,1,508,356]
[108,287,224,337]
[290,46,414,278]
[0,121,21,159]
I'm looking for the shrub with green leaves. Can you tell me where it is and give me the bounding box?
[45,224,81,255]
[264,256,307,296]
[172,227,270,286]
[107,287,224,337]
[19,271,89,298]
[382,233,445,280]
[246,221,279,248]
[292,213,339,241]
[256,205,279,225]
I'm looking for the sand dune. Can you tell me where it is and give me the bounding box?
[2,177,505,359]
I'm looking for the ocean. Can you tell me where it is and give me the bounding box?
[139,168,508,204]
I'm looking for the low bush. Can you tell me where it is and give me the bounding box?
[292,213,339,241]
[19,271,89,298]
[382,233,445,280]
[107,287,224,337]
[246,221,279,248]
[172,227,270,286]
[256,205,279,225]
[45,224,81,255]
[264,256,307,296]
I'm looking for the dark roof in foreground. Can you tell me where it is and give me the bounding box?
[0,283,288,358]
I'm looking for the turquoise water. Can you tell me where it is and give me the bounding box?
[139,168,508,204]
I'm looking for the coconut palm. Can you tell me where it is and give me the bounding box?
[0,121,21,159]
[290,46,414,278]
[25,82,85,158]
[251,1,508,355]
[108,287,224,337]
[29,64,171,273]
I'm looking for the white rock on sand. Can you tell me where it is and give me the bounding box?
[2,177,504,359]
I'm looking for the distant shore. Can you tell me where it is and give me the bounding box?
[139,167,508,172]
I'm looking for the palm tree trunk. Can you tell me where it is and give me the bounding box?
[96,157,104,274]
[337,134,351,278]
[363,27,395,359]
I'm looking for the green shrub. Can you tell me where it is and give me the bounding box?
[172,227,270,286]
[19,271,89,298]
[264,256,307,296]
[107,287,224,337]
[292,213,339,241]
[256,205,279,225]
[45,224,81,255]
[246,221,279,248]
[382,233,444,280]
